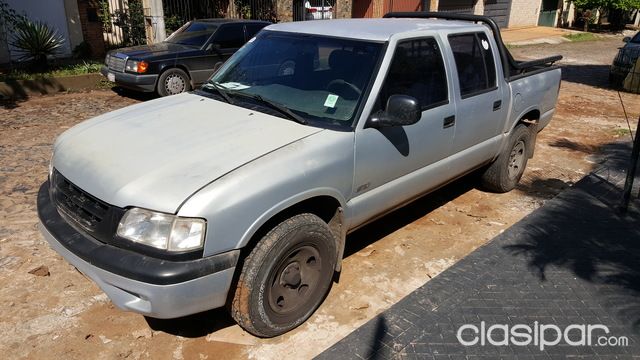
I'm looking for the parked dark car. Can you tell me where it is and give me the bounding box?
[610,31,640,87]
[101,19,270,96]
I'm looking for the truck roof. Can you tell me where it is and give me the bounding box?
[265,18,486,42]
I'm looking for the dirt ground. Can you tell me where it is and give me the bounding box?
[1,37,639,360]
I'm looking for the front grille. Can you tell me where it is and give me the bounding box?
[51,170,109,232]
[107,55,126,72]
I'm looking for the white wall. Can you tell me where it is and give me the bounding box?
[6,0,73,61]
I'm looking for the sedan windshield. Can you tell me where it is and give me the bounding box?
[165,22,217,47]
[206,31,383,128]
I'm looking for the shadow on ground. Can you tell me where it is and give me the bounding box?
[560,64,612,88]
[505,154,640,331]
[111,86,159,101]
[144,307,236,338]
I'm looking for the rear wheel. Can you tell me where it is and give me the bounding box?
[481,124,531,193]
[157,68,191,96]
[231,213,336,337]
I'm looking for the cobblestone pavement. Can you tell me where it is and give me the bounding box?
[319,171,640,359]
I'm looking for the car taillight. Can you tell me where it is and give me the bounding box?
[307,8,317,13]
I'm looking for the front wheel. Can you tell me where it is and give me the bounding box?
[157,68,191,96]
[481,124,531,193]
[231,214,337,337]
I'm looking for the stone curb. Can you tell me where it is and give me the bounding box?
[0,73,104,100]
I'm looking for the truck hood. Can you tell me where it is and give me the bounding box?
[53,93,323,213]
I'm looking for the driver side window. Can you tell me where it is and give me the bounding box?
[376,38,448,112]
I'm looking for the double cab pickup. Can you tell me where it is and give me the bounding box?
[39,13,562,337]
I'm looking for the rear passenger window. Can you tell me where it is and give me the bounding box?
[213,24,245,49]
[448,32,497,97]
[377,38,448,111]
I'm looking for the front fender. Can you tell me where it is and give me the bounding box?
[177,129,355,257]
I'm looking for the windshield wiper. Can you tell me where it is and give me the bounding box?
[233,92,308,125]
[202,82,233,104]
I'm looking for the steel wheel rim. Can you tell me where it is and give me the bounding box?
[508,140,526,179]
[267,244,323,316]
[164,74,186,95]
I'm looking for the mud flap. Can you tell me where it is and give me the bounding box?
[522,119,539,158]
[328,207,346,273]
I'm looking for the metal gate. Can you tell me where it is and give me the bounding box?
[163,0,278,23]
[484,0,511,28]
[437,0,474,14]
[538,0,558,27]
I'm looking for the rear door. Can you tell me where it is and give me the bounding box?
[446,31,507,172]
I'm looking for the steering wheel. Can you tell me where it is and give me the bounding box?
[277,60,296,76]
[326,79,361,99]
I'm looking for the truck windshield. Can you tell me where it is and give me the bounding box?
[206,31,383,128]
[165,22,217,47]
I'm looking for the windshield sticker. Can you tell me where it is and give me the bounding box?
[481,39,489,50]
[324,94,339,108]
[219,82,250,90]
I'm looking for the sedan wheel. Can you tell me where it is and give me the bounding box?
[157,68,191,97]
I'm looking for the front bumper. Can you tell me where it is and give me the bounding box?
[101,66,158,92]
[37,182,239,319]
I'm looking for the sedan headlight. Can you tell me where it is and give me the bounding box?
[125,59,148,73]
[117,208,206,252]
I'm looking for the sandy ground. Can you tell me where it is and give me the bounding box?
[0,37,639,360]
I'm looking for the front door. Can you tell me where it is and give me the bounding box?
[349,37,455,227]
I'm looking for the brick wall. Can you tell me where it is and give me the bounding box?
[77,0,106,56]
[508,0,540,28]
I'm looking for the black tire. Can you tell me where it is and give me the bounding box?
[481,124,531,193]
[231,213,337,338]
[157,68,191,97]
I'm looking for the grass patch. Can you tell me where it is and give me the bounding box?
[0,61,102,82]
[612,128,631,137]
[563,33,600,42]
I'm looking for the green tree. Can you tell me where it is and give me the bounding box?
[574,0,640,30]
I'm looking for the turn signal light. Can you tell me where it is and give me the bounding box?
[137,61,149,73]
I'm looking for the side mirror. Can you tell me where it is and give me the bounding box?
[623,36,631,43]
[368,95,421,128]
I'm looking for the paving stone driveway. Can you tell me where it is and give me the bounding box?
[319,171,640,359]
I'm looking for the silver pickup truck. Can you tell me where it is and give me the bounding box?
[38,13,561,337]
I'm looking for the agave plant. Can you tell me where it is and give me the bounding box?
[10,19,65,68]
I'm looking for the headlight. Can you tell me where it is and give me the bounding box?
[117,208,206,252]
[125,59,148,73]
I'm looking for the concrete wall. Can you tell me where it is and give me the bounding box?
[4,0,75,60]
[508,0,540,28]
